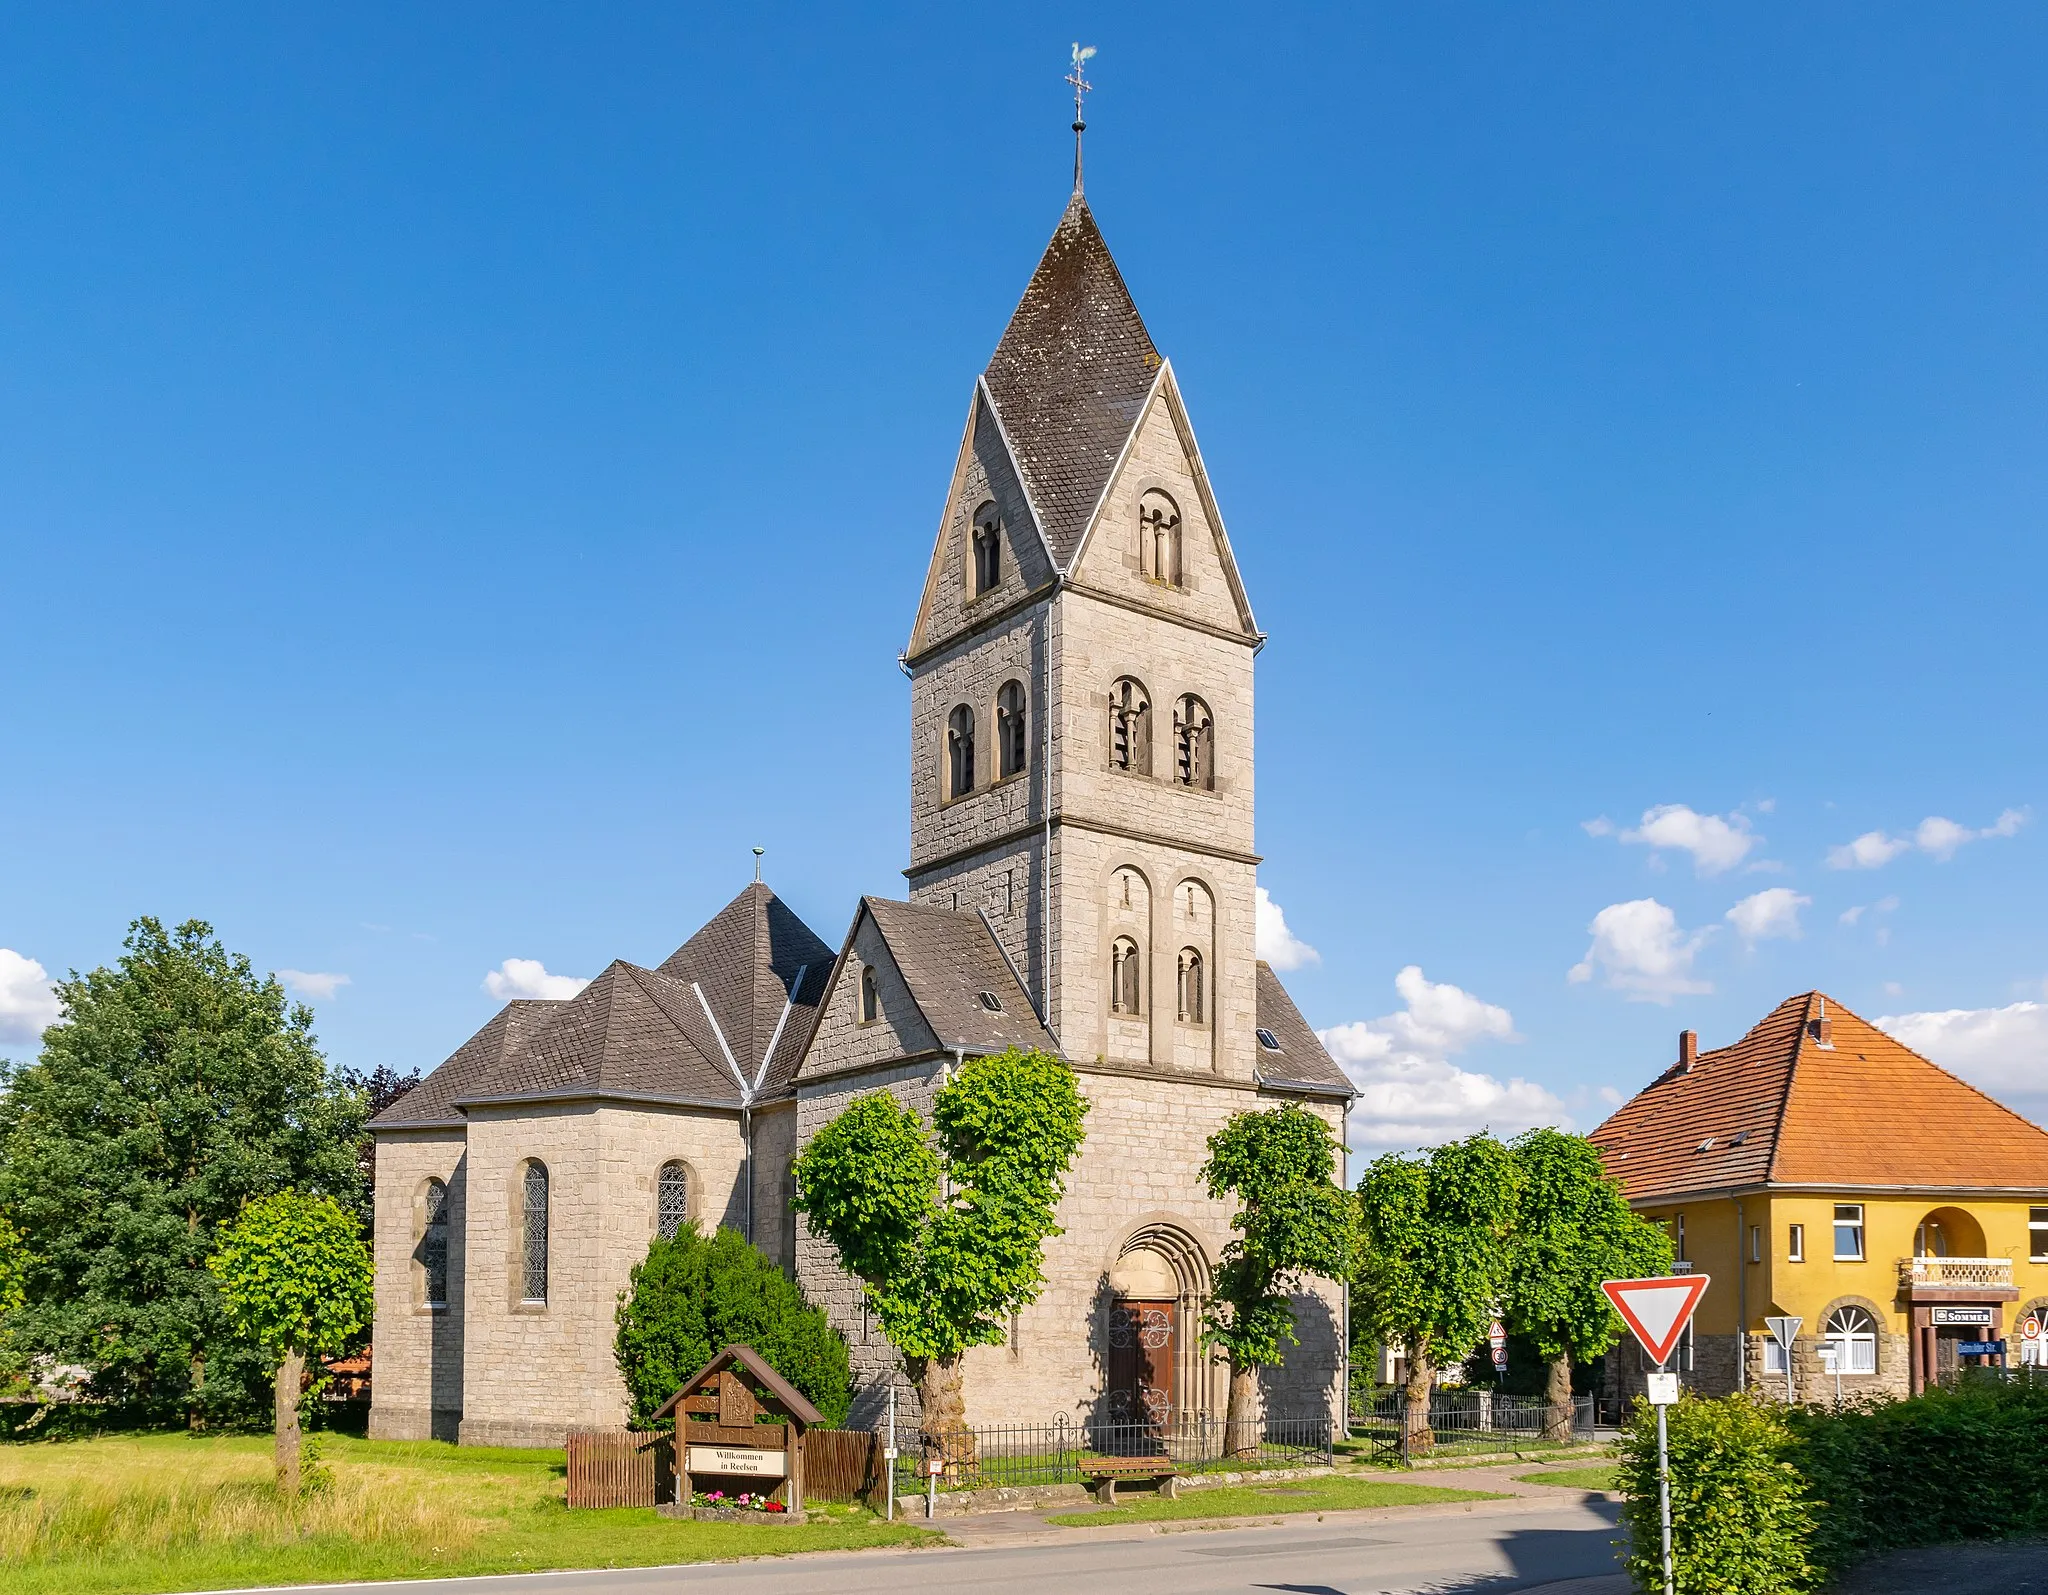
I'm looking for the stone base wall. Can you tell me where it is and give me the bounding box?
[457,1417,571,1450]
[368,1403,461,1443]
[1602,1321,1914,1405]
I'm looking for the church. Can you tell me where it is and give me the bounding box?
[367,179,1355,1448]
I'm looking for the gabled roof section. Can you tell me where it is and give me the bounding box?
[982,193,1161,569]
[1589,992,2048,1201]
[658,881,836,1098]
[1252,963,1353,1099]
[370,999,563,1129]
[455,960,745,1107]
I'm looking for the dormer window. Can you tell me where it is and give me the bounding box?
[971,502,1003,596]
[1138,489,1181,587]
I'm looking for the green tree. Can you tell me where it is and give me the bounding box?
[208,1190,372,1495]
[0,917,367,1421]
[1353,1132,1520,1452]
[0,1214,31,1388]
[793,1048,1086,1435]
[615,1223,851,1427]
[1200,1105,1351,1456]
[1503,1127,1673,1437]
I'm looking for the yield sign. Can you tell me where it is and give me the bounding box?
[1602,1275,1711,1368]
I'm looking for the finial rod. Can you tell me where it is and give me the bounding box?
[752,845,765,883]
[1067,43,1096,194]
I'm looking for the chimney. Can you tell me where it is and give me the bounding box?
[1811,996,1834,1048]
[1678,1030,1697,1073]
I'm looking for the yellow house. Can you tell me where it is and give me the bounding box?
[1589,992,2048,1399]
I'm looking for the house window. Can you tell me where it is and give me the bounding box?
[1176,948,1205,1024]
[520,1161,549,1304]
[1789,1223,1805,1262]
[1111,936,1142,1015]
[1823,1305,1878,1375]
[996,680,1028,779]
[946,704,976,798]
[418,1178,449,1308]
[971,502,1002,595]
[656,1161,690,1241]
[1110,678,1151,774]
[1750,1225,1763,1264]
[1138,489,1182,586]
[1764,1338,1789,1374]
[1674,1213,1687,1263]
[1834,1204,1864,1261]
[859,964,879,1025]
[1173,695,1214,790]
[2032,1208,2048,1263]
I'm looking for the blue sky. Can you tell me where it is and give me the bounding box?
[4,5,2046,1155]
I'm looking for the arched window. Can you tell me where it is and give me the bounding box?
[1110,679,1151,775]
[1176,949,1205,1024]
[1823,1305,1878,1375]
[657,1161,690,1241]
[972,502,1003,595]
[995,680,1028,780]
[520,1161,549,1304]
[418,1178,449,1308]
[1138,489,1181,586]
[1174,695,1213,790]
[1111,936,1143,1015]
[859,964,879,1024]
[946,704,976,798]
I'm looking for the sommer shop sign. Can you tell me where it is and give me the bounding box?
[1930,1306,1996,1327]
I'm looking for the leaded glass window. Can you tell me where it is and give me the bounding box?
[521,1162,549,1303]
[420,1178,449,1307]
[657,1161,689,1241]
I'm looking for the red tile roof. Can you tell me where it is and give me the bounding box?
[1589,991,2048,1200]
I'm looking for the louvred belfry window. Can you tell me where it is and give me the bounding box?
[947,704,976,798]
[1177,949,1204,1024]
[1138,489,1182,586]
[996,680,1028,779]
[1112,936,1142,1015]
[1110,679,1151,775]
[972,502,1003,595]
[521,1162,549,1304]
[1174,695,1213,790]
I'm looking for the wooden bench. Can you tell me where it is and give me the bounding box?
[1079,1457,1179,1505]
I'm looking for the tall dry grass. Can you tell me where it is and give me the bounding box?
[0,1443,479,1565]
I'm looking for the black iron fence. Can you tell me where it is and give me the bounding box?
[888,1413,1333,1496]
[1351,1390,1597,1463]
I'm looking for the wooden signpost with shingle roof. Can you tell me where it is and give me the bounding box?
[651,1345,823,1520]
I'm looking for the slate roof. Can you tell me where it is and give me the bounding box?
[862,896,1062,1058]
[370,884,833,1123]
[982,193,1161,570]
[1252,962,1354,1099]
[1589,991,2048,1201]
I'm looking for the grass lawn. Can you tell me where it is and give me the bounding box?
[1511,1464,1618,1492]
[1044,1475,1507,1527]
[0,1430,940,1594]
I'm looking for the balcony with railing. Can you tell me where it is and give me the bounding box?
[1898,1256,2017,1298]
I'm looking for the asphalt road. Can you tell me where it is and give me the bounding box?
[226,1497,1628,1595]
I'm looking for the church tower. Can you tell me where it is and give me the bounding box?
[903,194,1265,1079]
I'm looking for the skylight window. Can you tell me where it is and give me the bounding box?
[1729,1130,1748,1147]
[1697,1137,1717,1152]
[1256,1028,1282,1051]
[977,990,1004,1013]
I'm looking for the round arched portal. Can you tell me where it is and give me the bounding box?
[1107,1225,1214,1429]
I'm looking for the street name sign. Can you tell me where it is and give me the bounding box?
[1603,1275,1711,1367]
[1959,1341,2006,1357]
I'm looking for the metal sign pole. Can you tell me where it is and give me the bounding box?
[884,1384,896,1523]
[1656,1360,1674,1595]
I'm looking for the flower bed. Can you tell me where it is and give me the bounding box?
[653,1488,810,1525]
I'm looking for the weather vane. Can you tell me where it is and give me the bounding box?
[1067,42,1097,194]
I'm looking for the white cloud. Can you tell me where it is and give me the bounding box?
[0,950,62,1047]
[1254,888,1319,971]
[483,958,591,1002]
[1839,894,1899,928]
[1726,888,1811,945]
[1755,798,1777,814]
[1876,1001,2048,1103]
[1319,966,1559,1154]
[278,969,351,1001]
[1615,805,1759,876]
[1567,899,1713,1003]
[1581,817,1615,838]
[1884,981,1904,997]
[1829,809,2027,869]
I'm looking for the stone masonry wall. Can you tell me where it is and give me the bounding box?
[369,1129,468,1441]
[802,913,940,1083]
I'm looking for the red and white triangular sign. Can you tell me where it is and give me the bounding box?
[1602,1275,1711,1368]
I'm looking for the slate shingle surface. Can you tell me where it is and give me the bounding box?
[1589,991,2048,1200]
[659,882,835,1093]
[1252,962,1353,1097]
[982,194,1160,570]
[862,896,1061,1057]
[369,1000,561,1128]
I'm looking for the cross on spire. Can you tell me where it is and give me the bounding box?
[1067,43,1097,194]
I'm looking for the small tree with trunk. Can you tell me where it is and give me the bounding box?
[1503,1127,1673,1437]
[1200,1105,1351,1457]
[208,1191,372,1495]
[1353,1133,1520,1453]
[792,1048,1085,1440]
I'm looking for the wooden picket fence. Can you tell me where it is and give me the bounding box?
[565,1427,667,1509]
[565,1426,876,1509]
